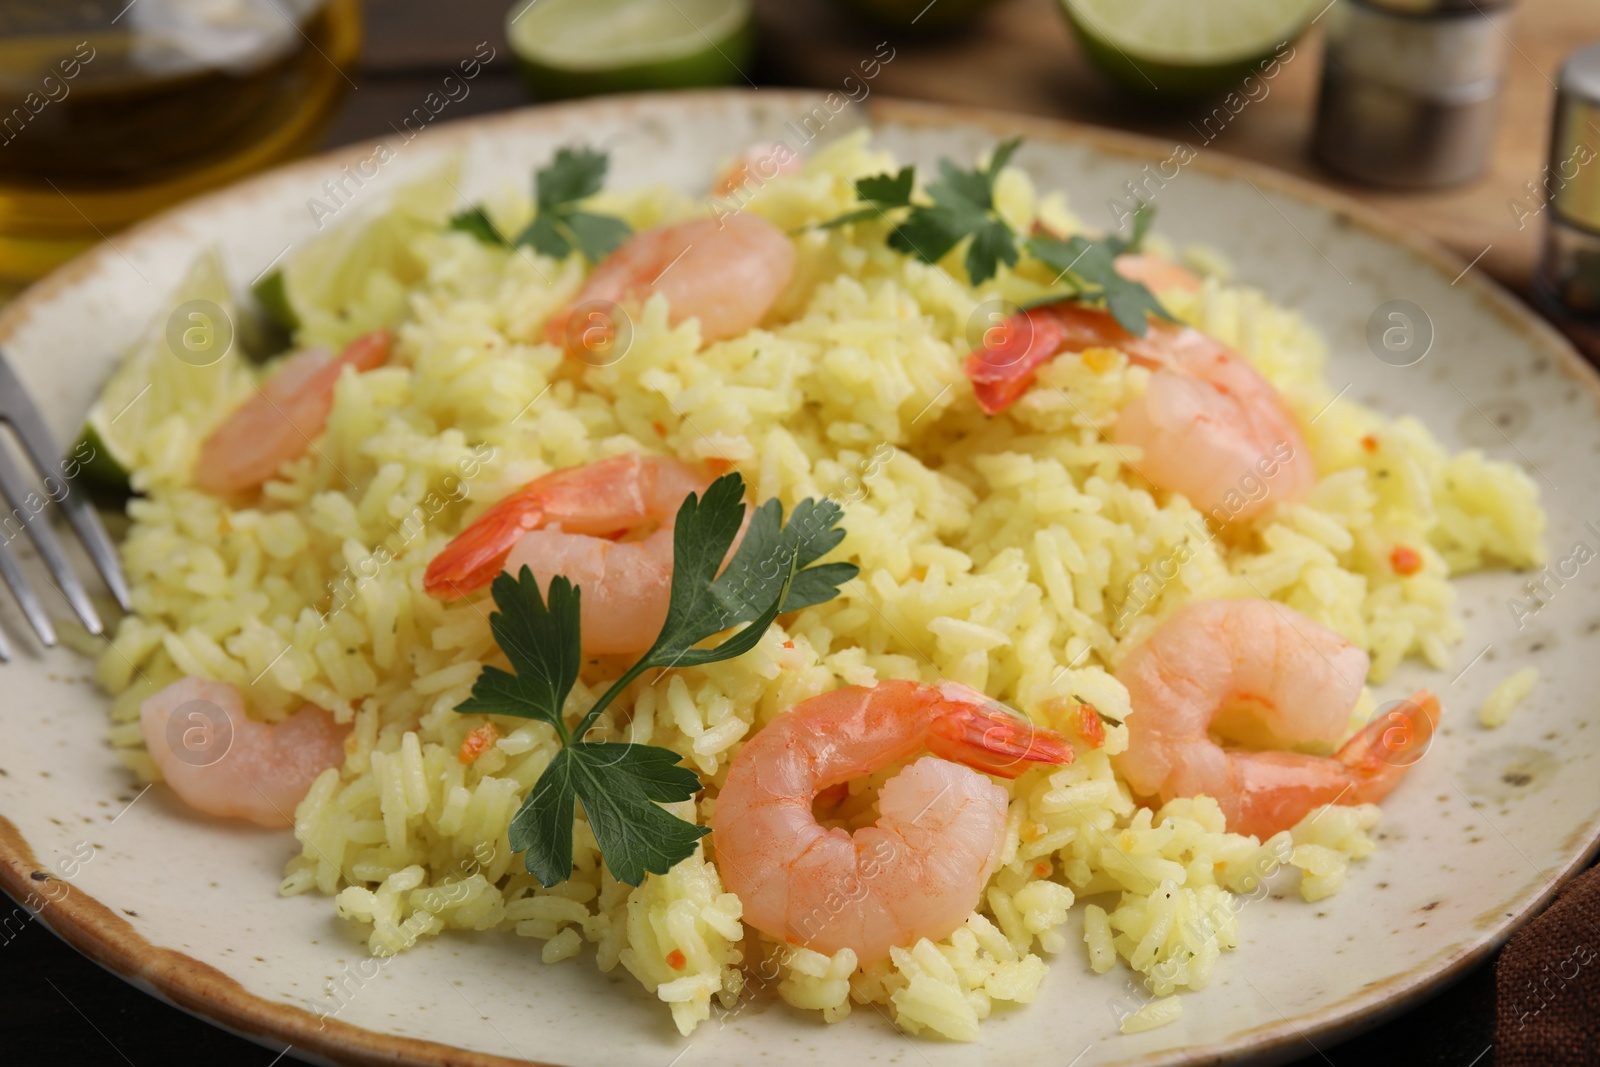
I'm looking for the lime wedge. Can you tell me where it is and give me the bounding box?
[506,0,754,100]
[258,166,459,351]
[74,423,131,495]
[252,268,299,333]
[1062,0,1316,97]
[79,248,256,493]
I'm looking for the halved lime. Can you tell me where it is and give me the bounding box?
[1062,0,1317,98]
[78,249,256,493]
[506,0,754,100]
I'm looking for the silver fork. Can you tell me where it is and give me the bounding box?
[0,351,130,659]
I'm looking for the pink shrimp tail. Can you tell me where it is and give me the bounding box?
[1338,689,1439,782]
[712,142,804,196]
[334,329,393,372]
[423,491,548,599]
[423,454,659,600]
[1230,689,1439,839]
[965,254,1207,415]
[925,688,1074,779]
[965,303,1159,415]
[964,307,1067,415]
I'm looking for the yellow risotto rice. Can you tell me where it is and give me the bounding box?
[94,131,1545,1039]
[1480,665,1539,729]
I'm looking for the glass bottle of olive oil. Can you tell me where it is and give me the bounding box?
[0,0,360,283]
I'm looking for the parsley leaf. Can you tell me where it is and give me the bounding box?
[930,136,1017,211]
[857,167,916,208]
[1024,201,1173,336]
[816,145,1173,333]
[562,211,633,264]
[965,219,1021,291]
[817,166,916,229]
[820,141,1025,285]
[512,744,709,887]
[892,139,1023,284]
[535,144,608,205]
[447,206,508,247]
[632,478,857,674]
[517,213,569,260]
[1116,200,1155,255]
[723,496,858,616]
[887,200,980,264]
[574,473,857,733]
[1027,228,1176,336]
[567,744,708,885]
[461,473,857,886]
[450,145,632,262]
[1103,276,1174,336]
[455,571,580,738]
[514,146,633,262]
[471,568,715,887]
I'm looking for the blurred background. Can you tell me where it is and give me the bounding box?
[0,0,1590,311]
[1,0,1596,1063]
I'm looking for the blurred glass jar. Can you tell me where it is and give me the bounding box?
[0,0,360,284]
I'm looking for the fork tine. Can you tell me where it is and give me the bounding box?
[0,531,51,652]
[47,467,129,611]
[0,443,102,636]
[0,353,131,611]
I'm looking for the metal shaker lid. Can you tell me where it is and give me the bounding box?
[1323,0,1511,95]
[1551,44,1600,233]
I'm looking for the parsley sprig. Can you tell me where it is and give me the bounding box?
[449,146,632,263]
[818,140,1175,335]
[817,165,914,230]
[820,141,1022,286]
[457,472,857,886]
[1025,202,1175,335]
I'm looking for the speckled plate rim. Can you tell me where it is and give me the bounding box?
[0,89,1595,1067]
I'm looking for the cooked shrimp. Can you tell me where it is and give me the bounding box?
[965,304,1313,521]
[1113,254,1202,294]
[139,677,349,829]
[424,453,713,654]
[711,142,803,196]
[194,330,391,495]
[544,214,794,351]
[712,680,1074,962]
[1113,598,1437,838]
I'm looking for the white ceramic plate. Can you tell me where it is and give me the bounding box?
[1,91,1596,1067]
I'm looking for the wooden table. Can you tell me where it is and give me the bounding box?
[757,0,1594,304]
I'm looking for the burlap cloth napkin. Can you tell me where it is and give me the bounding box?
[1496,862,1600,1065]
